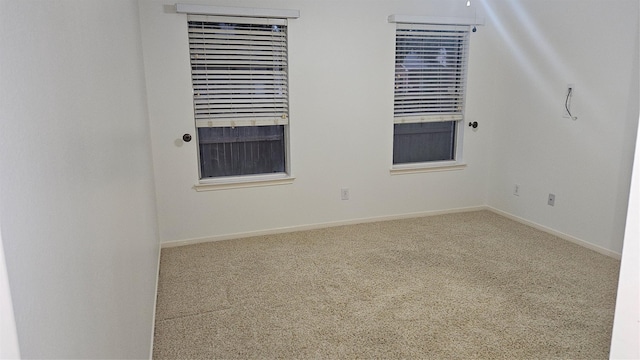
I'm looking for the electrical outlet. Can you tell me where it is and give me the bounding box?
[341,188,350,200]
[547,193,555,206]
[513,184,520,196]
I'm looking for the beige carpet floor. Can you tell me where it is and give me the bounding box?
[153,210,620,359]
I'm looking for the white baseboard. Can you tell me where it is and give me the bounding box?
[160,205,621,261]
[486,206,622,260]
[149,244,162,359]
[160,206,486,248]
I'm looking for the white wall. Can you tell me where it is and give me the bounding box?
[0,1,159,358]
[141,0,638,255]
[0,220,20,359]
[610,9,640,357]
[610,118,640,358]
[482,0,639,254]
[139,0,491,244]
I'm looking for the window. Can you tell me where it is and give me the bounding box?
[393,23,470,167]
[187,15,290,179]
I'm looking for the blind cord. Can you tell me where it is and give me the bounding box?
[565,87,577,120]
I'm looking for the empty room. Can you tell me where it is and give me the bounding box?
[0,0,638,359]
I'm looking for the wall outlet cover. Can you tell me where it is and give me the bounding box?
[341,188,350,200]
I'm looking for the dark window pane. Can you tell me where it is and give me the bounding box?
[393,122,455,164]
[198,126,285,178]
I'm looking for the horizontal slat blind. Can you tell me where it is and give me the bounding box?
[394,23,469,124]
[188,15,289,127]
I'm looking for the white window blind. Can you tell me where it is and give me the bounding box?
[394,23,470,124]
[187,15,289,128]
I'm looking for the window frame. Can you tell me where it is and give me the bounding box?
[177,5,299,190]
[389,15,479,174]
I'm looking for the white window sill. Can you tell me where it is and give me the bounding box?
[390,161,467,175]
[194,173,295,191]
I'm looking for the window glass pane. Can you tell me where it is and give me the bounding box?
[198,125,285,178]
[187,16,290,180]
[393,122,455,164]
[392,23,469,165]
